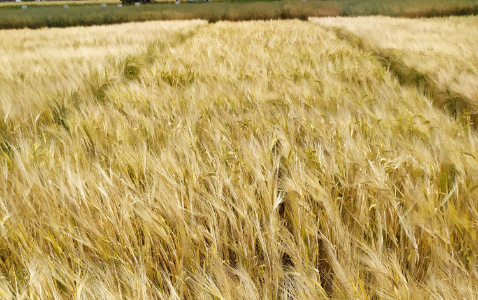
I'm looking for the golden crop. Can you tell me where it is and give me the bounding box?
[0,19,477,299]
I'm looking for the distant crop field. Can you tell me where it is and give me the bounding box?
[339,0,478,17]
[1,18,477,299]
[1,0,478,29]
[0,0,119,6]
[0,1,341,29]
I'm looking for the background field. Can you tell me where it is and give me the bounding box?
[0,0,119,6]
[1,0,478,29]
[1,17,478,299]
[0,1,341,29]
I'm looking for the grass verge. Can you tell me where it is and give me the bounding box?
[0,1,341,29]
[341,0,478,17]
[1,0,478,29]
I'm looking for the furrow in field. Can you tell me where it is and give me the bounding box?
[0,20,204,125]
[313,16,478,126]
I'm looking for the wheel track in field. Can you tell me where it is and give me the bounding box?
[324,25,478,129]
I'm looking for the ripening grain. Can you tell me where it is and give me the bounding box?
[0,19,477,299]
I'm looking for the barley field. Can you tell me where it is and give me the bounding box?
[0,18,477,299]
